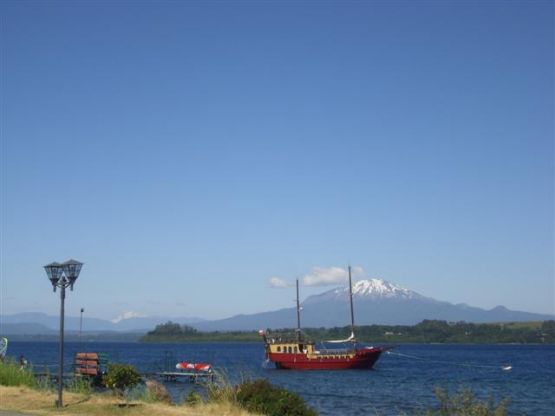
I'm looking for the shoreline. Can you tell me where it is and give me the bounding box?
[0,385,255,416]
[6,338,555,345]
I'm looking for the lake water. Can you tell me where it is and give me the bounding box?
[6,341,555,415]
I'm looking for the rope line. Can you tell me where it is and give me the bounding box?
[385,351,512,371]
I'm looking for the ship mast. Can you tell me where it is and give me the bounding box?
[348,265,356,341]
[296,278,302,342]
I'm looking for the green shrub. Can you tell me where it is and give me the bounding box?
[0,359,36,387]
[103,363,141,395]
[236,379,317,416]
[184,390,203,406]
[142,379,171,403]
[428,387,509,416]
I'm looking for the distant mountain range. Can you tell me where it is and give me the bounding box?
[0,312,203,335]
[193,279,554,331]
[1,279,553,335]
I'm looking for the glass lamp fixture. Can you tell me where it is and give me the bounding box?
[61,259,83,290]
[44,262,64,292]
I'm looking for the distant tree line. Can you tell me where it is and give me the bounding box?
[141,321,258,342]
[301,319,555,344]
[140,320,555,344]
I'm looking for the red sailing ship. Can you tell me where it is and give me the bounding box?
[260,266,383,370]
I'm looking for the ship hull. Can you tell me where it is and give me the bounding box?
[268,347,383,370]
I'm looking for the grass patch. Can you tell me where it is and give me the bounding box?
[0,385,256,415]
[1,378,514,416]
[206,371,237,404]
[0,359,36,387]
[67,376,93,395]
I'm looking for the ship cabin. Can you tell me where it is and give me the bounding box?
[265,337,356,360]
[267,340,312,356]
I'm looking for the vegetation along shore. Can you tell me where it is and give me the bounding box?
[141,319,555,344]
[0,357,512,416]
[0,359,316,416]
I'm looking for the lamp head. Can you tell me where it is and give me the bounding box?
[44,262,63,291]
[61,259,83,290]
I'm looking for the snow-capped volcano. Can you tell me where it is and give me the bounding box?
[191,277,554,331]
[303,278,423,305]
[351,279,418,298]
[111,311,146,324]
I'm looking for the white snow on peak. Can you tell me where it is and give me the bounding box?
[348,278,417,299]
[111,311,146,324]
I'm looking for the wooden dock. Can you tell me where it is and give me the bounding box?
[156,371,214,383]
[30,351,215,385]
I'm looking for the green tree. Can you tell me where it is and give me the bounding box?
[104,363,141,396]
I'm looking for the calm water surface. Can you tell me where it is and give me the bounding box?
[7,342,555,415]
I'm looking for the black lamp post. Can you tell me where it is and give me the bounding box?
[79,308,84,344]
[44,259,83,408]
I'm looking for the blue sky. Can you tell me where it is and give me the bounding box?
[1,0,553,321]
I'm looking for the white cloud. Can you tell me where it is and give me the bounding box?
[268,276,292,288]
[351,266,366,278]
[302,266,366,287]
[111,311,147,323]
